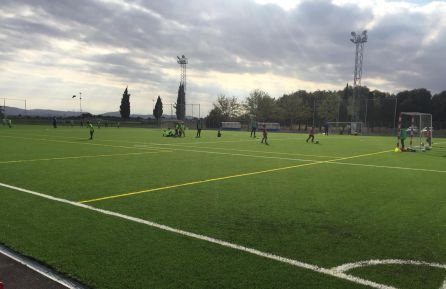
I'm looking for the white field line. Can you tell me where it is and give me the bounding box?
[0,151,169,164]
[0,244,87,289]
[2,133,443,175]
[151,143,335,158]
[1,132,299,146]
[0,181,397,289]
[327,161,446,174]
[152,147,317,162]
[0,135,171,152]
[332,259,446,289]
[1,132,334,159]
[332,259,446,272]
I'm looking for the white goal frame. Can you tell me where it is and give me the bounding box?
[397,112,432,151]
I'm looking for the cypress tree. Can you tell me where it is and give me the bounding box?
[153,95,163,120]
[120,87,131,119]
[175,83,186,120]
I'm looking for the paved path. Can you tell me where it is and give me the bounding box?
[0,252,69,289]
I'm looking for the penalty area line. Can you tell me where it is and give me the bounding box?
[0,181,397,289]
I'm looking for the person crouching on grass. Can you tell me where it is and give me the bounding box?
[261,124,269,145]
[87,121,95,140]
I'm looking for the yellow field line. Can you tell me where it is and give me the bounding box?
[78,162,326,204]
[78,149,392,204]
[0,151,167,164]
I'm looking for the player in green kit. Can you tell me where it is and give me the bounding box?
[399,128,407,151]
[250,119,257,138]
[87,121,95,140]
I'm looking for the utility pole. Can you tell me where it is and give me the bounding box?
[79,92,82,115]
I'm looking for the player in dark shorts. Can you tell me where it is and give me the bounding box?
[261,124,268,145]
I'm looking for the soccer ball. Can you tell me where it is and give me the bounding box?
[394,147,400,152]
[314,140,319,144]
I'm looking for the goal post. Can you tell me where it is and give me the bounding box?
[396,112,432,151]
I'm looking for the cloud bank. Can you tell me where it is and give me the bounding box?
[0,0,445,114]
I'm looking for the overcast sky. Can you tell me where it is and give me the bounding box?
[1,0,445,115]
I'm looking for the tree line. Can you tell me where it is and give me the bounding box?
[205,85,446,130]
[119,84,184,121]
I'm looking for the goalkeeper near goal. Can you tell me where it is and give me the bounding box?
[399,128,407,151]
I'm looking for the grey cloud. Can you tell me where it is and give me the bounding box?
[1,0,445,104]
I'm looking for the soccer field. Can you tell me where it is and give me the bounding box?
[0,125,445,289]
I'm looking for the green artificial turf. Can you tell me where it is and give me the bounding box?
[0,125,445,289]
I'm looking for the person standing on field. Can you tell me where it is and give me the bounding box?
[250,119,257,138]
[87,121,95,140]
[181,122,186,137]
[196,118,203,137]
[323,121,329,135]
[260,124,269,145]
[399,128,407,151]
[425,127,432,147]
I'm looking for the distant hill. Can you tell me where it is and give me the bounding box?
[1,106,169,119]
[2,106,81,117]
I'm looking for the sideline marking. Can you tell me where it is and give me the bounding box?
[0,151,169,164]
[0,244,88,289]
[78,149,391,204]
[0,181,397,289]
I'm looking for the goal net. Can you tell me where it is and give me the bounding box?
[397,112,432,151]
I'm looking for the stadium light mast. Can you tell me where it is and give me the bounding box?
[350,30,368,122]
[177,55,188,91]
[177,55,188,120]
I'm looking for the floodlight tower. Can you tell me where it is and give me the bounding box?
[350,30,368,122]
[177,55,188,120]
[177,55,188,90]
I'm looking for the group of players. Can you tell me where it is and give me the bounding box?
[41,117,320,145]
